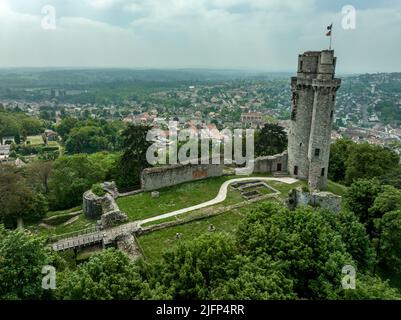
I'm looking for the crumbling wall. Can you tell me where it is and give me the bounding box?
[288,187,342,213]
[253,151,288,174]
[141,163,223,191]
[83,190,103,219]
[83,191,128,228]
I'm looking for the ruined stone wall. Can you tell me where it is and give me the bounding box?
[83,190,128,228]
[83,191,103,219]
[253,151,288,173]
[141,163,224,191]
[288,187,342,213]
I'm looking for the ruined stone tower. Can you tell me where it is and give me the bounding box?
[287,50,341,190]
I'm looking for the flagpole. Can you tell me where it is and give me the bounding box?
[329,22,333,50]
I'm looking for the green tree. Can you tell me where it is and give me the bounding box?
[343,178,383,236]
[65,126,109,154]
[375,210,401,274]
[211,255,296,300]
[48,154,105,209]
[237,202,355,299]
[380,165,401,189]
[321,209,374,271]
[25,160,53,194]
[56,249,146,300]
[55,117,79,140]
[0,171,47,227]
[0,225,53,299]
[344,143,399,185]
[369,185,401,220]
[328,139,354,183]
[254,123,287,156]
[343,275,401,300]
[149,233,237,300]
[116,124,151,189]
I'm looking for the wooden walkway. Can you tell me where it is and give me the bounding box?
[51,223,139,251]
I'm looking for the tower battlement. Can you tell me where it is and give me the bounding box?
[287,50,341,190]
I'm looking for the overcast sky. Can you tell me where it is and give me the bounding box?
[0,0,400,73]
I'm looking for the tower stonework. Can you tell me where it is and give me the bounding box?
[287,50,341,190]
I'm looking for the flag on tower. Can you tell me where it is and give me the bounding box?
[326,23,333,36]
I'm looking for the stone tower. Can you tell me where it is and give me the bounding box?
[287,50,341,190]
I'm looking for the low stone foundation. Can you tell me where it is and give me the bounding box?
[141,163,224,191]
[288,187,342,213]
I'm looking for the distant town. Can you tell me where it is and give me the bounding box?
[1,70,400,164]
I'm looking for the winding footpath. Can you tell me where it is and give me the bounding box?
[51,176,298,251]
[137,176,298,226]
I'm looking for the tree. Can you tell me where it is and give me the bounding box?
[380,165,401,189]
[149,233,237,300]
[343,275,401,300]
[328,139,354,183]
[48,154,105,209]
[25,160,53,194]
[55,117,79,140]
[211,255,296,300]
[344,143,399,185]
[65,126,109,154]
[237,202,355,299]
[254,123,287,157]
[375,210,401,274]
[115,124,151,189]
[343,178,383,236]
[0,171,47,227]
[14,134,21,145]
[57,249,146,300]
[321,209,374,271]
[369,185,401,220]
[0,225,53,299]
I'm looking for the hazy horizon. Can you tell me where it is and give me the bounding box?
[1,0,401,73]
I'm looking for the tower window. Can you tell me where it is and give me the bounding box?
[321,168,325,177]
[294,166,298,175]
[332,95,335,102]
[330,111,334,119]
[315,148,320,157]
[291,107,297,121]
[300,142,303,147]
[300,61,303,71]
[291,92,298,121]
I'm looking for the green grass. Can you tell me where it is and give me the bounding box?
[267,180,308,198]
[117,175,238,221]
[118,175,302,222]
[30,214,95,239]
[138,201,268,262]
[46,206,82,218]
[326,180,348,196]
[140,187,244,227]
[26,135,44,145]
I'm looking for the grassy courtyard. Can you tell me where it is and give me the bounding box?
[117,175,240,221]
[137,200,271,262]
[116,174,303,221]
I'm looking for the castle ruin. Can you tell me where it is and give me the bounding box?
[287,50,341,190]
